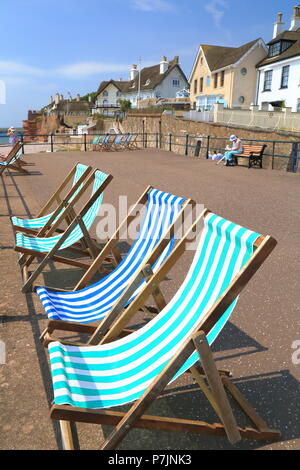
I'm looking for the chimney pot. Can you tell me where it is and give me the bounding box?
[273,12,285,37]
[290,5,300,30]
[160,56,168,74]
[130,64,138,80]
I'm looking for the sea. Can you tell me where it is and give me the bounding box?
[0,132,9,144]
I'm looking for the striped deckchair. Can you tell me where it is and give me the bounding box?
[37,188,191,343]
[14,169,113,293]
[0,142,26,176]
[11,163,92,236]
[47,210,280,449]
[111,134,127,151]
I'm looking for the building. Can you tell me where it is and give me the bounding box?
[189,39,267,111]
[256,6,300,112]
[93,56,189,116]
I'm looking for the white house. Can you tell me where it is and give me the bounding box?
[93,56,189,116]
[256,6,300,112]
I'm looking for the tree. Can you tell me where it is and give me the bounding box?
[119,99,132,113]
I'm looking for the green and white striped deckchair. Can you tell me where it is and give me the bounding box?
[11,163,92,236]
[0,142,26,176]
[14,169,113,293]
[48,210,280,449]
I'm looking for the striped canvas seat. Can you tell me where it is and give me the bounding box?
[36,189,186,323]
[11,163,89,230]
[15,169,109,253]
[0,150,21,166]
[49,213,261,410]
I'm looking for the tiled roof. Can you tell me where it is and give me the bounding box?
[201,39,260,71]
[96,58,188,96]
[257,29,300,67]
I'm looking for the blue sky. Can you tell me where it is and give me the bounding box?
[0,0,297,127]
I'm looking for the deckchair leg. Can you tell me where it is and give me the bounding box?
[193,331,241,444]
[59,420,80,450]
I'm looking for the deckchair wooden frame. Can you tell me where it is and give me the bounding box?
[0,142,27,176]
[49,210,280,449]
[111,134,128,151]
[15,172,113,293]
[12,162,92,237]
[36,185,163,294]
[15,167,98,268]
[40,197,193,346]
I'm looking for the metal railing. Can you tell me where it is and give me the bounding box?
[3,132,299,173]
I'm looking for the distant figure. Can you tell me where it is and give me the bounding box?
[224,135,243,166]
[7,127,18,147]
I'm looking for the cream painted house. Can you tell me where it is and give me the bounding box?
[189,39,268,111]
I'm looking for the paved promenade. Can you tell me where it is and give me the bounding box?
[0,148,299,450]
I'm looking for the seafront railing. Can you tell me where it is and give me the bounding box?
[4,132,300,173]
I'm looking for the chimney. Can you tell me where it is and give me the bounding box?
[50,95,53,104]
[76,93,80,101]
[60,94,64,101]
[130,64,138,80]
[273,12,285,38]
[55,93,60,105]
[173,56,179,65]
[160,56,168,74]
[290,5,300,30]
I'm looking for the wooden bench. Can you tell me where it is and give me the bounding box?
[233,144,267,169]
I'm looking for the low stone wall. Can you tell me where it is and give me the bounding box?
[120,114,300,171]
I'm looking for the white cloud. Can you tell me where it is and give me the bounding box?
[57,62,131,77]
[131,0,173,12]
[205,0,228,27]
[0,61,45,77]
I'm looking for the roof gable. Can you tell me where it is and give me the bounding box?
[190,39,264,78]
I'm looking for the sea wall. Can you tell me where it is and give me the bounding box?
[121,114,300,171]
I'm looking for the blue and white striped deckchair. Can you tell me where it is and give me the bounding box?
[11,163,92,234]
[15,170,113,292]
[36,188,189,328]
[48,211,279,448]
[0,142,26,176]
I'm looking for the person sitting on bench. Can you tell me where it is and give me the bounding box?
[224,135,243,166]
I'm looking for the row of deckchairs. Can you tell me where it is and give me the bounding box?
[9,160,281,449]
[92,134,139,152]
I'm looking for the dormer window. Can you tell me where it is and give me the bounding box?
[268,40,294,58]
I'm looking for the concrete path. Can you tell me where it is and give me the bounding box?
[0,149,299,450]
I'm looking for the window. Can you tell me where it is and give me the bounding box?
[297,99,300,113]
[194,79,198,94]
[173,79,180,86]
[268,40,294,57]
[263,70,273,91]
[116,91,121,96]
[200,57,203,65]
[213,73,218,88]
[220,71,225,87]
[199,77,204,93]
[268,42,281,57]
[103,90,108,97]
[206,76,211,86]
[281,65,290,89]
[241,68,247,76]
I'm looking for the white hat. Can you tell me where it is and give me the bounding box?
[8,126,16,131]
[230,135,237,141]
